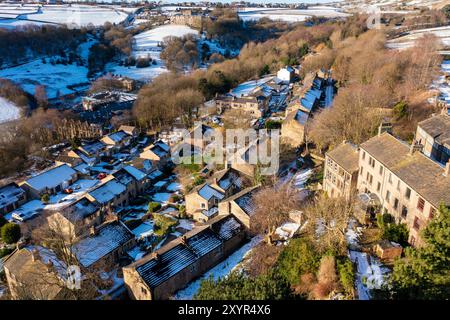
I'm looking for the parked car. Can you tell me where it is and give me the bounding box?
[97,173,107,179]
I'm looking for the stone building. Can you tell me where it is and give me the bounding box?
[357,132,450,246]
[218,185,260,230]
[323,141,359,200]
[415,113,450,166]
[281,109,309,147]
[123,214,246,300]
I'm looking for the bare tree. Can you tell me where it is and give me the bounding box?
[303,193,355,255]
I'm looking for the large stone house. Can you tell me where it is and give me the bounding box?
[215,95,268,118]
[3,246,69,300]
[47,197,103,240]
[123,214,246,300]
[415,113,449,166]
[323,141,359,200]
[20,164,78,199]
[357,132,450,246]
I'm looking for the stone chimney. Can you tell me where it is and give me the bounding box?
[378,120,392,136]
[181,235,187,245]
[89,225,97,237]
[445,160,450,177]
[151,252,160,261]
[409,140,423,155]
[31,248,39,262]
[46,260,54,272]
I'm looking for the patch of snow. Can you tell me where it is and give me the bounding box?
[0,97,21,124]
[173,236,262,300]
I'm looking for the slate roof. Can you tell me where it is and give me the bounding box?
[418,114,450,148]
[59,197,99,223]
[360,133,450,208]
[326,142,359,173]
[72,222,134,268]
[127,215,243,289]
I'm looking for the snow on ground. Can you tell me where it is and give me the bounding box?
[431,60,450,106]
[292,168,313,190]
[166,182,181,192]
[346,218,390,300]
[238,7,350,22]
[0,38,96,99]
[387,26,450,50]
[0,97,21,124]
[5,178,99,222]
[177,219,194,231]
[107,24,198,81]
[173,236,263,300]
[349,250,390,300]
[131,221,154,239]
[0,4,128,28]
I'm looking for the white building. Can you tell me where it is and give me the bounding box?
[277,66,295,83]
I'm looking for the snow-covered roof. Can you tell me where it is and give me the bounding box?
[106,131,129,144]
[132,215,243,289]
[198,184,224,201]
[88,179,126,205]
[60,197,99,223]
[79,140,106,156]
[24,164,77,192]
[72,222,134,268]
[0,183,25,210]
[123,165,146,181]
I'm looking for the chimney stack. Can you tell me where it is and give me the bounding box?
[89,226,97,237]
[409,140,423,155]
[445,160,450,177]
[31,248,39,262]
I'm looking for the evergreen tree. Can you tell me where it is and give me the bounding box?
[389,205,450,299]
[195,271,294,300]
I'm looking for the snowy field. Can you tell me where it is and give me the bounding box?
[0,38,95,99]
[173,236,262,299]
[387,26,450,50]
[107,24,198,81]
[0,97,21,124]
[238,6,350,22]
[0,4,129,29]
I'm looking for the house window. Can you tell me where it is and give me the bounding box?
[388,173,392,184]
[417,197,425,212]
[379,165,383,175]
[376,182,381,192]
[401,205,408,218]
[360,167,363,176]
[405,187,411,200]
[393,198,399,210]
[141,287,148,295]
[429,207,436,220]
[413,217,421,230]
[201,203,206,209]
[368,174,373,186]
[362,151,366,160]
[410,236,416,246]
[396,180,401,191]
[385,190,390,202]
